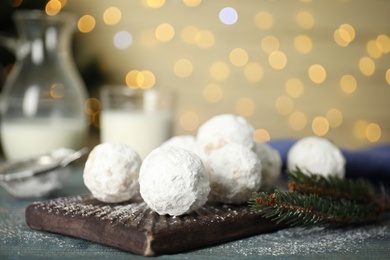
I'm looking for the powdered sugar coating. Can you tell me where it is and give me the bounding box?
[160,135,198,154]
[196,114,255,159]
[83,142,142,203]
[254,142,282,189]
[139,146,210,216]
[205,143,262,204]
[287,136,346,178]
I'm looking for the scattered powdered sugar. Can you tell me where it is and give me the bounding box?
[187,218,390,257]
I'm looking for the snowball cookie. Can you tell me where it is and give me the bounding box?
[160,135,198,154]
[83,142,142,203]
[254,142,282,189]
[139,146,210,216]
[205,143,262,204]
[287,136,346,178]
[196,114,255,159]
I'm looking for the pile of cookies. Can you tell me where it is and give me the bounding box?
[84,114,345,216]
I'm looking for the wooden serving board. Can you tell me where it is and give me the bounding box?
[25,195,284,256]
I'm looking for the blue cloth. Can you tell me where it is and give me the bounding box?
[267,139,390,180]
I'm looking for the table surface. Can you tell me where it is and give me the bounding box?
[1,165,390,259]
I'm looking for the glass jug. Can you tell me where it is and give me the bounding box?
[0,10,89,160]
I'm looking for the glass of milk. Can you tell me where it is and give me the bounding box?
[100,86,175,159]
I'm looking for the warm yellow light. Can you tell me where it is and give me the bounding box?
[367,40,382,59]
[144,0,165,8]
[308,64,326,84]
[353,120,369,139]
[275,96,294,116]
[288,111,307,131]
[138,70,156,89]
[244,62,264,82]
[229,48,248,67]
[125,70,140,89]
[103,7,121,25]
[334,29,349,47]
[359,57,375,76]
[254,11,273,30]
[50,83,64,99]
[203,84,223,103]
[340,74,357,94]
[326,109,343,128]
[183,0,201,7]
[84,98,101,115]
[11,0,23,8]
[174,59,193,78]
[296,11,314,29]
[312,116,329,136]
[195,30,214,49]
[155,23,175,42]
[78,15,96,33]
[340,24,355,41]
[209,61,229,81]
[180,111,200,131]
[386,69,390,85]
[254,129,271,142]
[181,26,199,45]
[235,97,255,117]
[377,34,390,53]
[45,0,61,16]
[285,78,304,98]
[261,35,279,54]
[366,123,381,143]
[268,51,287,70]
[294,35,312,54]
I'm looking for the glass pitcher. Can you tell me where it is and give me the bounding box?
[0,10,89,160]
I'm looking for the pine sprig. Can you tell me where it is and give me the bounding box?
[249,189,382,228]
[287,168,378,203]
[249,168,389,228]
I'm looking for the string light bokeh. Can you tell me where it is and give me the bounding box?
[21,0,390,149]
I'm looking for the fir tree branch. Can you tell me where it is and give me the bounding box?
[249,168,390,228]
[287,168,378,204]
[249,190,382,228]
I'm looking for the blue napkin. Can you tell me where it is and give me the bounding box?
[267,139,390,180]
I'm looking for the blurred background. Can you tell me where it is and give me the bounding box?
[1,0,389,150]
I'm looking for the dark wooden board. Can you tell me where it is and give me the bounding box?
[25,195,284,256]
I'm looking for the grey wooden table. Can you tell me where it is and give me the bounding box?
[1,166,390,259]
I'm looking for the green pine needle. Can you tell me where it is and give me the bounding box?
[249,168,388,228]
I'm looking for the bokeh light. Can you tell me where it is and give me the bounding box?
[359,57,375,76]
[308,64,326,84]
[235,97,255,117]
[219,7,238,25]
[103,7,121,25]
[285,78,304,98]
[261,35,280,54]
[366,40,382,59]
[181,26,199,45]
[203,84,223,103]
[326,108,343,128]
[144,0,165,8]
[254,128,271,142]
[288,111,307,131]
[296,11,314,29]
[312,116,329,136]
[366,123,381,142]
[229,48,248,67]
[244,62,264,82]
[156,23,175,42]
[294,35,313,54]
[195,30,215,48]
[174,59,193,78]
[386,69,390,85]
[78,15,96,33]
[275,96,294,115]
[114,31,132,49]
[45,0,61,16]
[254,11,273,30]
[183,0,202,7]
[269,51,287,70]
[209,61,230,81]
[340,74,357,94]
